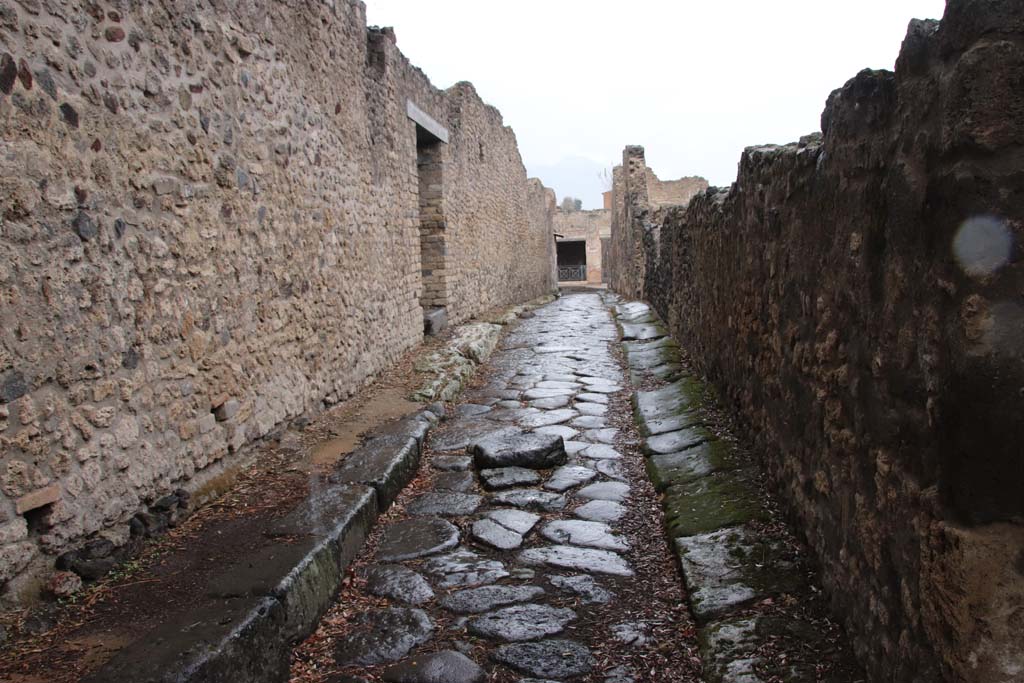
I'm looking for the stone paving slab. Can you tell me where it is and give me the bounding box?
[675,526,803,624]
[382,649,486,683]
[634,377,710,428]
[643,425,715,454]
[662,470,765,538]
[699,614,839,683]
[645,440,743,491]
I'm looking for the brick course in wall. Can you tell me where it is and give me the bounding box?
[607,2,1024,681]
[0,0,555,601]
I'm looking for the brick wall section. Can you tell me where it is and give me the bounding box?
[0,0,555,600]
[417,141,447,309]
[553,209,610,283]
[609,2,1024,681]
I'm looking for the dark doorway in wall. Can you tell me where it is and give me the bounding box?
[557,241,587,281]
[417,125,447,334]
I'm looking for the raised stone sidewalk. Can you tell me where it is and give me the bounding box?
[610,297,860,683]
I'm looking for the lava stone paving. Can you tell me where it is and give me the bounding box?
[291,293,701,682]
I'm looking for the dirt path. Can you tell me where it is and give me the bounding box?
[290,291,702,682]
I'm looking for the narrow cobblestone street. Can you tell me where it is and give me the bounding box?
[291,292,702,682]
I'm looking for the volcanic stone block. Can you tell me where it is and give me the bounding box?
[644,426,715,455]
[518,545,633,576]
[364,565,435,605]
[491,640,595,679]
[383,650,485,683]
[675,526,804,624]
[440,585,545,614]
[645,440,743,491]
[334,608,434,666]
[468,604,576,642]
[470,430,567,469]
[376,518,460,562]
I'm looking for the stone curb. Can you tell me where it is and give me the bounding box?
[83,407,443,683]
[609,296,830,683]
[412,294,557,402]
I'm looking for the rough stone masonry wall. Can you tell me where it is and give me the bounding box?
[0,0,554,601]
[441,82,555,324]
[644,167,707,210]
[607,148,707,298]
[553,208,610,284]
[611,2,1024,681]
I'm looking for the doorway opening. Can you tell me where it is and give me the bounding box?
[556,240,587,282]
[417,125,447,334]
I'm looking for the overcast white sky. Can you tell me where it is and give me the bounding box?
[365,0,947,208]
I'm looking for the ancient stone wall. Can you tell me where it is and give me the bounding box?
[441,82,555,323]
[610,2,1024,680]
[607,147,649,299]
[0,0,554,601]
[644,168,707,209]
[553,208,610,284]
[528,179,559,289]
[607,148,707,298]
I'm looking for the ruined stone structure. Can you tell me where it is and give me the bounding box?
[606,151,707,298]
[553,208,610,284]
[606,3,1024,681]
[0,0,555,600]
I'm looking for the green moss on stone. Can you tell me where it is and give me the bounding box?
[645,440,741,490]
[661,469,764,537]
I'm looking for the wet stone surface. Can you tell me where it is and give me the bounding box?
[574,500,627,523]
[480,467,542,490]
[540,520,629,551]
[294,294,714,683]
[577,481,630,502]
[492,639,596,679]
[472,518,525,550]
[440,585,546,614]
[406,492,483,517]
[382,650,485,682]
[377,518,461,562]
[364,565,436,605]
[489,488,567,511]
[549,574,615,604]
[334,608,434,666]
[470,429,567,470]
[467,603,577,642]
[423,549,509,588]
[543,465,597,492]
[431,455,473,471]
[519,545,634,576]
[434,470,477,492]
[483,508,540,535]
